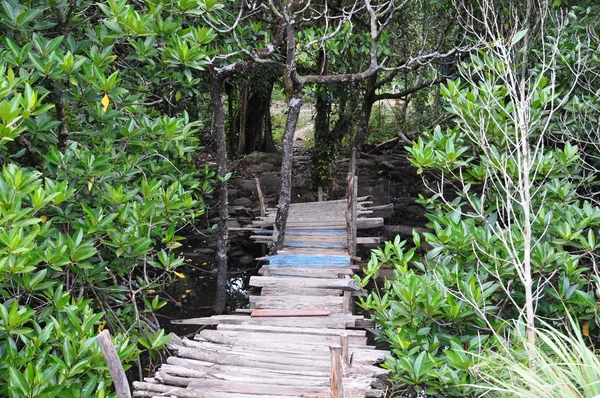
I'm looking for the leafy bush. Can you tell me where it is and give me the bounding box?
[357,6,600,395]
[0,0,219,394]
[357,238,489,397]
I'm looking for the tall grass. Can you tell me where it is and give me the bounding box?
[472,321,600,398]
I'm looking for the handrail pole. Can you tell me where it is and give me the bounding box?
[97,330,132,398]
[330,345,343,398]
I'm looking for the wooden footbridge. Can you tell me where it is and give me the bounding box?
[132,158,390,398]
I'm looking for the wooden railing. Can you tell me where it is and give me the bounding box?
[330,332,350,398]
[346,148,358,257]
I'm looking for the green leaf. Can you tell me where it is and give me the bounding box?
[8,367,29,396]
[511,29,528,45]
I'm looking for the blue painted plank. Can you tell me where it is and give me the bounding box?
[264,263,352,269]
[286,229,346,234]
[265,255,351,266]
[284,241,346,248]
[267,254,350,262]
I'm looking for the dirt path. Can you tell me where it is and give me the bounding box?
[271,101,314,149]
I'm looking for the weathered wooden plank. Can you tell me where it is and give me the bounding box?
[356,218,384,229]
[216,324,366,337]
[356,237,381,244]
[133,382,300,398]
[169,346,390,379]
[192,334,385,366]
[187,379,371,398]
[186,379,334,397]
[251,309,331,317]
[178,341,388,371]
[159,364,206,379]
[284,233,348,240]
[258,267,354,278]
[261,287,344,296]
[284,241,347,249]
[252,220,347,229]
[173,341,333,367]
[250,276,362,292]
[250,295,345,313]
[172,314,358,328]
[171,345,332,372]
[167,357,329,378]
[198,329,368,347]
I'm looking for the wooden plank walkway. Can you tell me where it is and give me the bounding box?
[134,183,390,396]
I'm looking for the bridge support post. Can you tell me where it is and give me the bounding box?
[330,345,343,398]
[340,332,350,366]
[97,330,132,398]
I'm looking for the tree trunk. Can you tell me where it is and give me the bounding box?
[225,81,235,157]
[243,83,274,153]
[263,103,276,153]
[271,88,303,252]
[271,1,304,253]
[237,85,248,156]
[311,90,332,188]
[355,73,377,153]
[229,66,280,156]
[210,72,229,315]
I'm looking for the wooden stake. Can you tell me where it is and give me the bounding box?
[342,291,352,313]
[255,177,266,218]
[329,346,343,398]
[339,333,349,366]
[318,186,324,201]
[97,330,132,398]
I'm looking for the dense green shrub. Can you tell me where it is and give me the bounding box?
[0,0,219,394]
[357,5,600,395]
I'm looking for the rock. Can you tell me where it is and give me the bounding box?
[193,248,216,254]
[232,197,253,207]
[237,216,253,225]
[228,189,241,200]
[372,206,394,219]
[258,173,281,196]
[230,250,245,257]
[241,240,260,250]
[236,179,257,195]
[405,205,426,218]
[239,255,255,265]
[226,219,241,228]
[291,187,316,203]
[358,184,388,205]
[246,163,277,174]
[238,152,282,169]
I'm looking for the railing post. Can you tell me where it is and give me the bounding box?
[97,330,132,398]
[255,177,266,218]
[351,173,358,257]
[330,345,343,398]
[340,332,350,366]
[347,148,357,257]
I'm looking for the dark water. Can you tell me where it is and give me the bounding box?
[156,260,257,336]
